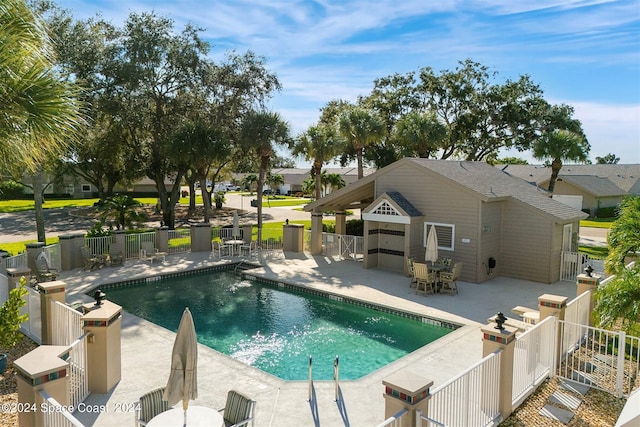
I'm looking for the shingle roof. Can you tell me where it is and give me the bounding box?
[499,164,640,196]
[407,159,586,221]
[385,191,423,217]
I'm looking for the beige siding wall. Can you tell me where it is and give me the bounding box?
[478,201,502,283]
[553,181,596,214]
[376,168,480,283]
[363,220,378,269]
[500,201,555,283]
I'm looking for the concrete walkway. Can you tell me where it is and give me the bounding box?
[57,251,581,427]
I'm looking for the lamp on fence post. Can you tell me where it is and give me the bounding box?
[494,312,507,330]
[584,264,593,277]
[93,289,106,307]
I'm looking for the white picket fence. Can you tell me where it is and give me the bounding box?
[427,350,502,427]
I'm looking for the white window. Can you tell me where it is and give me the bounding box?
[424,222,455,251]
[81,184,91,192]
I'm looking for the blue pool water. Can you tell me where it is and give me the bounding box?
[104,270,454,380]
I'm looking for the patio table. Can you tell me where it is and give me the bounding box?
[225,239,245,256]
[147,405,223,426]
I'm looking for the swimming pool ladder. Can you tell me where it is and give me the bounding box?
[307,355,341,403]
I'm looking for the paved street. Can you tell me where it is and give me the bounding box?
[0,194,606,246]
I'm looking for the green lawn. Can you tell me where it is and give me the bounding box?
[580,218,615,229]
[0,237,60,256]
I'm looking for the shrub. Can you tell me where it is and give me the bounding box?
[596,206,617,219]
[322,223,335,233]
[0,276,28,348]
[346,219,364,236]
[0,181,25,200]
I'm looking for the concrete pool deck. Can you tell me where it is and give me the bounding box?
[57,251,580,426]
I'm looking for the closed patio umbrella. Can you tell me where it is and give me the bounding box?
[425,225,439,263]
[233,210,240,239]
[163,307,198,426]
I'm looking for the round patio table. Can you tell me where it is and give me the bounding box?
[225,239,245,256]
[147,405,223,426]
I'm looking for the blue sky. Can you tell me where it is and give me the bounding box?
[54,0,640,165]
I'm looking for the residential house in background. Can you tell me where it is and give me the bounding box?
[305,158,587,284]
[500,164,640,217]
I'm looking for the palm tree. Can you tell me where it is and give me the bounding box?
[323,173,345,195]
[240,110,290,243]
[593,266,640,335]
[292,124,343,200]
[393,111,447,158]
[593,195,640,334]
[266,172,284,196]
[241,173,258,194]
[1,0,83,243]
[532,129,589,193]
[338,106,384,179]
[0,0,82,171]
[605,196,640,273]
[100,195,148,230]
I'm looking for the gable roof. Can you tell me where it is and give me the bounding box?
[500,164,640,197]
[305,158,587,222]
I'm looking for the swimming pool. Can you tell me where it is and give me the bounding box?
[103,268,456,380]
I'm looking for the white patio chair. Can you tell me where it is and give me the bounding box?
[240,241,257,257]
[140,241,167,263]
[213,240,232,258]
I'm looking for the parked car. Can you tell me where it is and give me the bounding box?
[225,184,239,191]
[262,189,274,195]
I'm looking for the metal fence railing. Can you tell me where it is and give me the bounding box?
[557,320,640,397]
[560,251,606,282]
[429,350,502,427]
[168,228,191,254]
[511,316,555,408]
[5,252,27,269]
[39,390,84,427]
[20,285,42,344]
[0,273,7,305]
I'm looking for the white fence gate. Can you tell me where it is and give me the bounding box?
[560,251,605,282]
[321,233,364,260]
[51,301,89,408]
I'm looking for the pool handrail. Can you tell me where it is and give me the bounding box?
[334,355,340,402]
[308,355,313,402]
